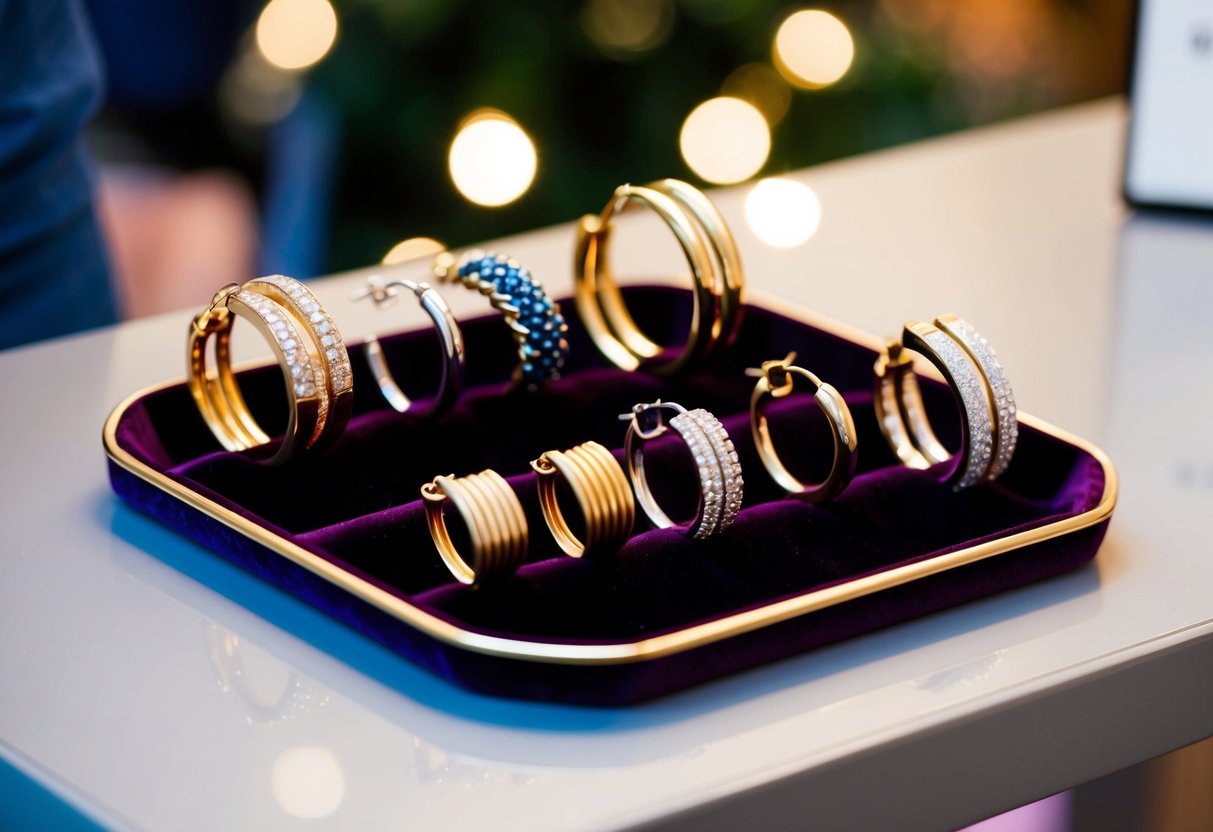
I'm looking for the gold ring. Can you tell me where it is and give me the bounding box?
[531,441,635,558]
[874,314,1018,490]
[620,401,744,540]
[574,179,744,376]
[187,276,353,464]
[349,276,465,416]
[748,352,857,502]
[421,469,528,585]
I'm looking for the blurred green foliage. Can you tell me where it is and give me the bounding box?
[311,0,1130,270]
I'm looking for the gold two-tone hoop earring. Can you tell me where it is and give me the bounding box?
[349,276,465,416]
[421,470,528,585]
[748,353,857,502]
[574,178,745,376]
[620,401,744,540]
[874,315,1018,490]
[187,276,353,464]
[531,441,635,558]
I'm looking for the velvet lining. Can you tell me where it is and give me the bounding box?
[107,287,1110,704]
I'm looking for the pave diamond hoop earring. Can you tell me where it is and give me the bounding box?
[748,353,857,502]
[874,315,1018,490]
[620,401,743,540]
[187,276,353,464]
[349,276,465,417]
[574,179,744,377]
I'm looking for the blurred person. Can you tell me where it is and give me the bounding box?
[0,0,118,350]
[83,0,260,319]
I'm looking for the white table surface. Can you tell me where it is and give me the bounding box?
[3,98,1212,831]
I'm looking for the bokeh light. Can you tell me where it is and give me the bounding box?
[256,0,339,71]
[744,178,821,248]
[774,9,855,89]
[722,63,793,126]
[679,97,770,185]
[220,45,302,126]
[382,236,446,265]
[582,0,674,59]
[448,111,538,207]
[271,746,346,819]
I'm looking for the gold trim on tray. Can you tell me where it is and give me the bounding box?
[102,290,1118,666]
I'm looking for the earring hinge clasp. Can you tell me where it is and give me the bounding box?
[745,351,798,397]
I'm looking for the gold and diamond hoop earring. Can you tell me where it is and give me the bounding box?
[620,401,744,540]
[574,179,745,377]
[748,353,857,502]
[349,276,465,416]
[874,314,1018,490]
[531,441,635,558]
[421,469,529,585]
[187,276,353,464]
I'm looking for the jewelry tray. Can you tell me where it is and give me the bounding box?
[104,286,1116,705]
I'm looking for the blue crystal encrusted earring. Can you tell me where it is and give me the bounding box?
[434,249,569,388]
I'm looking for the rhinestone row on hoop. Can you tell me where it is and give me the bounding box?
[918,328,994,490]
[235,290,320,400]
[249,275,353,396]
[670,409,744,539]
[938,317,1018,481]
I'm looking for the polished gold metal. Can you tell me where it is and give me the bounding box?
[873,339,943,471]
[421,469,528,585]
[574,178,745,376]
[531,441,635,558]
[188,286,316,463]
[107,287,1114,665]
[748,352,857,502]
[187,277,353,463]
[349,275,465,416]
[874,315,1018,490]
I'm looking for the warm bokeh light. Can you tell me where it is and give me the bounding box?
[774,9,855,89]
[256,0,338,71]
[220,47,302,126]
[582,0,674,58]
[271,746,346,819]
[722,63,792,126]
[448,111,538,207]
[382,236,445,265]
[744,178,821,247]
[679,97,770,185]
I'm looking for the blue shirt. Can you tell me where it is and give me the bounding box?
[0,0,118,350]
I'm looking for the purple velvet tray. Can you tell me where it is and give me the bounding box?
[103,286,1116,705]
